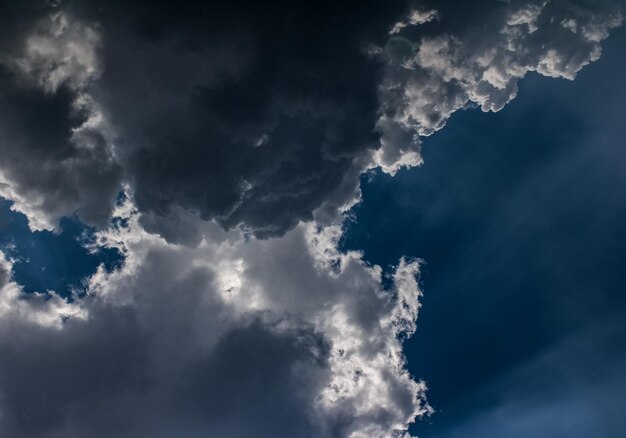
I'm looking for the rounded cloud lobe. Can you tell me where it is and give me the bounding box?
[0,1,623,437]
[376,0,623,173]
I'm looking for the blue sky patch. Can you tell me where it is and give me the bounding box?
[0,199,123,298]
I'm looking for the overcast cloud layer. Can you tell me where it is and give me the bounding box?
[0,0,623,437]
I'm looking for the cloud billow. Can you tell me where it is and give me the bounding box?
[0,203,430,437]
[376,0,623,173]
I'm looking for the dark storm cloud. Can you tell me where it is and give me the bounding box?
[0,0,622,240]
[69,0,411,239]
[0,1,122,230]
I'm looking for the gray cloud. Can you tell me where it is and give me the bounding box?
[78,0,411,239]
[0,201,430,437]
[0,4,121,230]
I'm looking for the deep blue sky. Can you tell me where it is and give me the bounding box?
[0,200,121,298]
[343,26,626,438]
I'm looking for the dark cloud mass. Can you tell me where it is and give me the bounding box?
[0,0,622,239]
[0,1,122,230]
[71,0,411,239]
[0,309,327,438]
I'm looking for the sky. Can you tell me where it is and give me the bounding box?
[0,1,624,437]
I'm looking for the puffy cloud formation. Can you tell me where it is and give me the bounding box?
[375,0,623,173]
[0,200,430,437]
[0,0,623,437]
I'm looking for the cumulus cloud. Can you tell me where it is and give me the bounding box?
[375,0,623,173]
[0,200,431,437]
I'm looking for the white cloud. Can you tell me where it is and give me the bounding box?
[506,2,546,33]
[375,0,623,173]
[390,8,439,35]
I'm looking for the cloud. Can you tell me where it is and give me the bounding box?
[375,0,623,173]
[0,4,121,231]
[390,8,439,35]
[0,1,622,238]
[75,0,413,239]
[0,199,431,437]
